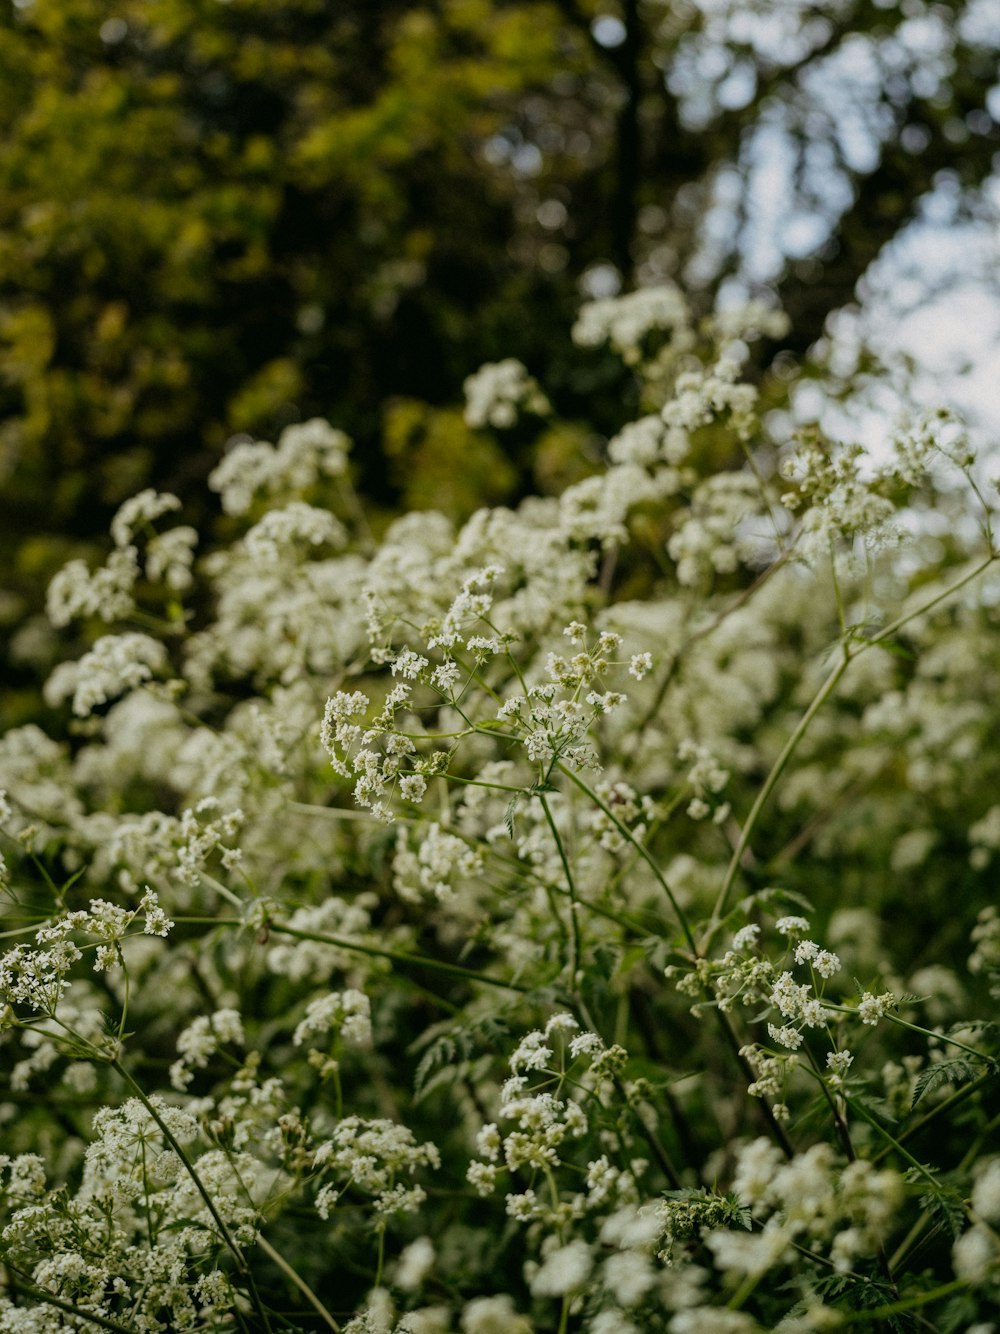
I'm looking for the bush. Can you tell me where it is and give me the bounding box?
[1,289,999,1331]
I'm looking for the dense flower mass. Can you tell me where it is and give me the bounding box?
[1,288,1000,1330]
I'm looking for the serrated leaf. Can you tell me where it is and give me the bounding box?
[905,1170,967,1240]
[750,885,815,915]
[413,1034,457,1095]
[503,794,519,839]
[911,1057,984,1110]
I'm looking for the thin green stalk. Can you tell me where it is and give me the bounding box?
[288,800,422,826]
[862,551,997,648]
[374,1227,386,1288]
[257,1234,340,1332]
[704,647,851,943]
[429,772,526,795]
[3,1276,137,1334]
[843,1094,937,1186]
[556,762,697,953]
[714,1006,795,1158]
[625,551,793,759]
[704,549,998,945]
[886,1012,993,1062]
[802,1049,899,1293]
[872,1071,995,1164]
[174,916,538,992]
[268,923,537,993]
[538,792,582,987]
[836,1278,968,1323]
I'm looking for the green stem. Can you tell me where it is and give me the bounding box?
[705,550,998,945]
[374,1227,386,1288]
[871,1071,994,1164]
[843,1094,937,1186]
[704,647,851,942]
[862,551,997,648]
[3,1275,137,1333]
[715,1006,795,1158]
[256,1234,340,1332]
[625,551,792,760]
[886,1013,993,1062]
[174,916,537,992]
[538,792,582,988]
[268,923,537,994]
[837,1278,968,1323]
[556,762,697,953]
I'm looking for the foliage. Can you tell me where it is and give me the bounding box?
[2,288,1000,1330]
[2,0,999,690]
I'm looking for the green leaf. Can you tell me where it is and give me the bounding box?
[911,1057,988,1110]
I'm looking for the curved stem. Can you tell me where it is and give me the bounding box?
[837,1278,968,1323]
[257,1234,340,1332]
[704,648,851,944]
[556,762,697,953]
[3,1274,136,1333]
[538,792,582,987]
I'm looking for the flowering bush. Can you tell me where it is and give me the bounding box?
[2,288,1000,1331]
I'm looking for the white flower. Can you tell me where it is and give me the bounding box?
[775,916,811,936]
[732,924,760,951]
[293,990,371,1048]
[460,1295,532,1334]
[528,1238,592,1297]
[395,1237,435,1291]
[46,547,139,627]
[110,489,182,548]
[463,359,550,429]
[603,1249,656,1306]
[972,1157,1000,1224]
[628,652,653,680]
[857,991,895,1025]
[209,419,349,514]
[45,633,167,718]
[953,1223,998,1284]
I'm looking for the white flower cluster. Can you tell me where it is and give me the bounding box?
[293,988,372,1048]
[661,356,758,440]
[107,797,245,894]
[109,487,182,548]
[47,490,199,628]
[209,417,350,515]
[170,1007,246,1091]
[242,500,348,564]
[313,1117,440,1222]
[44,631,168,717]
[1,888,171,1016]
[463,358,550,429]
[0,1096,244,1331]
[393,823,484,904]
[719,1137,904,1277]
[505,626,633,769]
[467,1015,632,1225]
[586,779,655,854]
[321,683,445,821]
[668,472,772,588]
[677,738,730,822]
[572,284,694,365]
[46,545,139,627]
